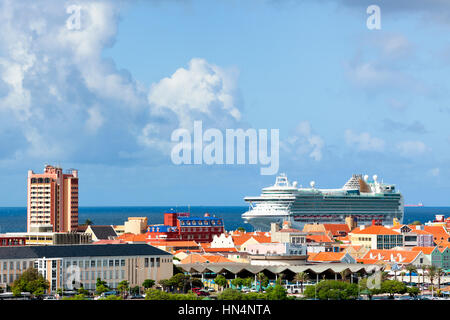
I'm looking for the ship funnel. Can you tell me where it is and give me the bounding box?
[364,175,369,182]
[310,181,315,188]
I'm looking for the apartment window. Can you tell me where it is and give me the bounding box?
[103,271,107,279]
[79,261,84,268]
[85,271,89,281]
[72,261,77,267]
[97,260,101,267]
[9,275,13,283]
[115,260,119,267]
[145,258,149,268]
[156,257,160,267]
[109,260,114,267]
[16,262,20,269]
[91,260,95,267]
[115,270,119,279]
[109,270,113,279]
[120,259,125,267]
[23,261,27,269]
[10,262,14,270]
[66,261,70,268]
[150,258,154,267]
[91,271,95,280]
[103,260,108,267]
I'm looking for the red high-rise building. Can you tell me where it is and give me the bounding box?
[27,165,79,233]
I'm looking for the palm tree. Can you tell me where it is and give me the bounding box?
[400,272,406,283]
[256,272,267,292]
[437,267,444,290]
[405,265,417,286]
[293,272,309,294]
[426,265,437,297]
[340,270,349,282]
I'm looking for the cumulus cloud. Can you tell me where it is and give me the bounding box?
[0,0,243,166]
[283,121,324,161]
[148,58,241,130]
[345,129,385,152]
[429,167,440,177]
[396,140,429,156]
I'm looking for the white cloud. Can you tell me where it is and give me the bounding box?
[429,168,440,177]
[284,121,324,161]
[148,58,241,130]
[345,129,385,152]
[396,140,428,156]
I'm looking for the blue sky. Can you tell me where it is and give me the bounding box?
[1,0,450,206]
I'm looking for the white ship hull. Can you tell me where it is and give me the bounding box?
[242,173,404,231]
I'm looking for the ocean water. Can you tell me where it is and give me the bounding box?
[0,206,449,233]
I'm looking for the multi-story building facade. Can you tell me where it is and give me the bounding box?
[349,224,403,250]
[146,211,225,243]
[0,236,26,247]
[27,165,79,233]
[2,232,91,246]
[0,244,172,293]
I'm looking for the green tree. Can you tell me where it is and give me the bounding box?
[407,286,420,297]
[293,272,309,294]
[95,278,109,295]
[142,279,155,290]
[145,289,171,300]
[230,277,244,289]
[380,280,407,298]
[83,219,93,226]
[130,285,140,295]
[214,275,228,291]
[304,280,358,300]
[411,221,422,225]
[425,265,437,296]
[63,294,87,300]
[406,265,417,286]
[99,295,123,300]
[78,285,89,296]
[256,272,269,291]
[117,280,129,297]
[11,267,49,298]
[265,285,288,300]
[217,288,243,300]
[237,227,246,232]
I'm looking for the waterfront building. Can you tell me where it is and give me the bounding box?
[2,232,91,246]
[231,232,272,252]
[114,217,148,236]
[0,236,26,247]
[359,249,430,268]
[27,165,79,233]
[85,225,118,242]
[423,225,450,244]
[0,244,172,293]
[246,242,307,256]
[145,210,225,243]
[349,224,403,250]
[270,221,306,245]
[391,225,434,247]
[302,223,351,238]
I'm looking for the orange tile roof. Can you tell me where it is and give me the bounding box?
[351,225,401,235]
[410,246,436,255]
[362,249,420,264]
[231,234,271,246]
[306,234,334,243]
[117,233,148,242]
[180,254,233,264]
[323,224,350,236]
[308,252,346,262]
[147,240,200,247]
[424,226,449,237]
[93,239,127,245]
[203,247,238,253]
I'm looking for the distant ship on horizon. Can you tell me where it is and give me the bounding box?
[404,203,424,207]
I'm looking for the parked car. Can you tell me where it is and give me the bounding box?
[43,295,57,300]
[192,288,210,296]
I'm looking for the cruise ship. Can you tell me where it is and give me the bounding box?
[242,173,404,231]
